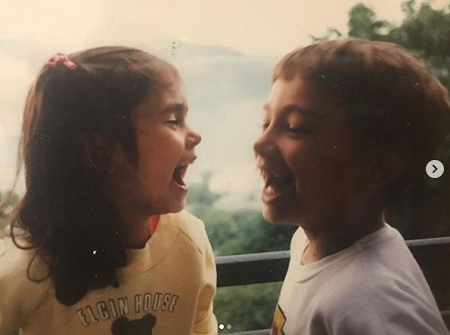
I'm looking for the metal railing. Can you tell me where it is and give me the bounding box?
[216,236,450,335]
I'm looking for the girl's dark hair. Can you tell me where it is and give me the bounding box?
[273,38,450,202]
[8,46,179,305]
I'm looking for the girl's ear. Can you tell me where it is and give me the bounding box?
[79,134,113,171]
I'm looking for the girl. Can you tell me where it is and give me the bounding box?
[0,47,217,335]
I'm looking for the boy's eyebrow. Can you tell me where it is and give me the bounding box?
[263,103,320,118]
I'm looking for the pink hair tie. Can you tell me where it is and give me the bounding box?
[47,54,77,70]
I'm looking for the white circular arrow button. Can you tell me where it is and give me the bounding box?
[426,160,444,179]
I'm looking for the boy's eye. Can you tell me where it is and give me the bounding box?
[286,124,310,134]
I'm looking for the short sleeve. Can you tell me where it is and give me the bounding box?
[322,255,450,335]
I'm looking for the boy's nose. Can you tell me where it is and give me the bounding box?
[186,128,202,149]
[253,132,276,158]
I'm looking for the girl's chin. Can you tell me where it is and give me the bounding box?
[162,202,185,215]
[149,198,186,216]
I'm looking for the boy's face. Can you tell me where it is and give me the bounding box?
[110,79,201,219]
[254,75,369,228]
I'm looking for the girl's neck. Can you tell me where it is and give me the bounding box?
[301,212,385,265]
[125,221,152,249]
[118,209,153,249]
[110,193,155,249]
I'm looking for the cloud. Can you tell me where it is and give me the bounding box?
[173,50,275,109]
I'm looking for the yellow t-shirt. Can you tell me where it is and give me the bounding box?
[0,210,218,335]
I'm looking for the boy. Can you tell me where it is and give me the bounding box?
[254,39,450,334]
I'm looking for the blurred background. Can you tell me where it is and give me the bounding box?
[1,0,450,332]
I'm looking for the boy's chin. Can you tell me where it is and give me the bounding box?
[262,208,298,226]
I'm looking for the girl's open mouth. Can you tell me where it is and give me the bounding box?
[173,165,188,188]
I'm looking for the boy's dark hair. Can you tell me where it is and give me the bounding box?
[9,46,179,305]
[273,38,450,202]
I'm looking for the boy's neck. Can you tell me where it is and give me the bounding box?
[301,212,386,265]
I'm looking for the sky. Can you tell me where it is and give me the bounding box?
[0,0,448,208]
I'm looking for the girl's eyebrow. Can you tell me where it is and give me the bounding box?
[163,103,188,114]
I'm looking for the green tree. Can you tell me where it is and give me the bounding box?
[386,1,450,89]
[214,282,283,333]
[313,1,450,91]
[348,4,391,40]
[352,1,450,91]
[202,208,295,257]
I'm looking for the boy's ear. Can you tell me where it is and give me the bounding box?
[79,133,114,171]
[363,151,406,190]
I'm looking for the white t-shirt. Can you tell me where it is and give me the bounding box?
[271,224,449,335]
[0,210,218,335]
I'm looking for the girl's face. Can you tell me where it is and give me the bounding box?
[110,79,201,219]
[253,76,369,229]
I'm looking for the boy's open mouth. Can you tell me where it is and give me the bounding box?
[173,165,188,187]
[262,170,295,202]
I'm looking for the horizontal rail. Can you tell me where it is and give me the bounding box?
[216,236,450,287]
[405,236,450,247]
[216,250,290,287]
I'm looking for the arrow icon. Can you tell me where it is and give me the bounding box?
[426,160,444,179]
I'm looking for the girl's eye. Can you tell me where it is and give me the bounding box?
[261,122,270,131]
[167,118,182,126]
